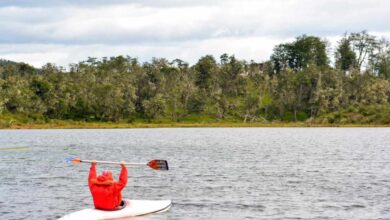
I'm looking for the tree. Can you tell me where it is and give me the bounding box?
[162,63,190,121]
[242,78,261,122]
[194,55,217,90]
[3,76,45,114]
[0,78,7,113]
[335,36,357,72]
[310,68,343,116]
[361,77,390,105]
[349,31,379,71]
[218,54,245,97]
[142,94,166,120]
[369,38,390,78]
[271,35,329,73]
[0,31,389,125]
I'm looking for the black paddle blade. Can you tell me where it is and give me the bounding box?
[147,160,169,170]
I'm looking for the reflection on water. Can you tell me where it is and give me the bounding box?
[1,128,390,219]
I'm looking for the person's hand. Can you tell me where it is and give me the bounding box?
[92,160,97,165]
[120,161,126,167]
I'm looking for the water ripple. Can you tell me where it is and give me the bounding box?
[0,128,390,219]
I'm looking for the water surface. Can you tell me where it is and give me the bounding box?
[1,128,390,219]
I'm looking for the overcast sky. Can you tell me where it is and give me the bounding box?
[1,0,390,67]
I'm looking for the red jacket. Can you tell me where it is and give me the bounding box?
[88,164,128,210]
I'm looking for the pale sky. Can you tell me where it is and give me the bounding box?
[1,0,390,67]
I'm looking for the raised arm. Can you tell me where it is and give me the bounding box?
[88,161,97,188]
[116,161,128,191]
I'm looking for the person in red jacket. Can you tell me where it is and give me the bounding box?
[88,160,128,210]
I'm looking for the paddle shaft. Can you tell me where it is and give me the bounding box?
[79,159,145,166]
[67,157,168,170]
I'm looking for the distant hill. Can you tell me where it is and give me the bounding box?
[0,59,21,66]
[0,59,38,75]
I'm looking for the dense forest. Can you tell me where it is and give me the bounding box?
[1,31,389,126]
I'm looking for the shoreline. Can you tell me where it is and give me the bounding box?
[2,121,389,129]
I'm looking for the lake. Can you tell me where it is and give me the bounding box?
[1,128,390,219]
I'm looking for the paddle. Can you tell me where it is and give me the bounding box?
[65,157,169,170]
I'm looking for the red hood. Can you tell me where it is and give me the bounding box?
[98,171,113,181]
[93,171,114,185]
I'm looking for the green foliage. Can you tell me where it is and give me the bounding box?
[336,31,390,77]
[180,114,218,123]
[349,31,378,70]
[314,104,390,124]
[282,112,294,122]
[142,94,166,120]
[335,37,357,71]
[194,55,217,90]
[187,92,206,113]
[297,111,308,121]
[0,31,390,125]
[271,35,328,73]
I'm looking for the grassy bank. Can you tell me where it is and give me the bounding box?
[4,122,389,129]
[0,113,388,129]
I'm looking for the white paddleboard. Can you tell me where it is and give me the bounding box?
[59,199,172,220]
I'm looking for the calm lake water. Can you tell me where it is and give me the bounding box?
[1,128,390,220]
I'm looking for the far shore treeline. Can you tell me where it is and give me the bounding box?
[0,31,390,127]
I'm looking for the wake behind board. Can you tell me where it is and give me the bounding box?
[59,199,172,220]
